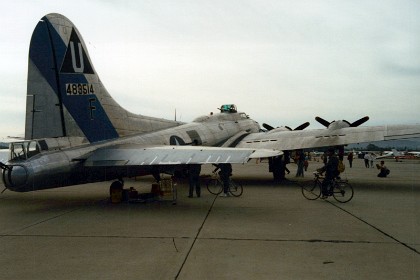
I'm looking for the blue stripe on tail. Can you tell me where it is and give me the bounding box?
[29,16,118,142]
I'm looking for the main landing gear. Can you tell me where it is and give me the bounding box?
[109,179,124,203]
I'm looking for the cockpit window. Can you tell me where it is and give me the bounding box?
[10,141,40,160]
[28,141,40,157]
[220,104,237,113]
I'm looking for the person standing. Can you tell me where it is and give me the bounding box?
[347,152,354,168]
[295,150,305,177]
[284,150,291,175]
[271,156,285,183]
[188,164,201,198]
[363,153,370,168]
[304,153,309,171]
[370,153,375,168]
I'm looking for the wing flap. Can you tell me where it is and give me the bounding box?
[84,145,282,167]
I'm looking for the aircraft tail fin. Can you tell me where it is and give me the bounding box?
[25,13,180,142]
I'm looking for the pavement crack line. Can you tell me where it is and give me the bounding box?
[1,234,405,248]
[174,194,218,279]
[326,200,419,255]
[196,237,400,245]
[1,207,82,238]
[0,234,191,240]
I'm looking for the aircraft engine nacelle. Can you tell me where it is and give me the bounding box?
[316,116,369,130]
[267,127,293,133]
[327,120,351,130]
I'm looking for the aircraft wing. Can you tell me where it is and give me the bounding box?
[235,125,420,151]
[83,145,282,167]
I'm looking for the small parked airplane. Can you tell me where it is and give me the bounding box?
[1,13,420,194]
[376,149,420,161]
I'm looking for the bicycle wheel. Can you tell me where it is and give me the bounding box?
[301,180,321,200]
[332,181,354,203]
[228,180,243,197]
[207,179,223,195]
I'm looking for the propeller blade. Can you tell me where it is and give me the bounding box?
[315,117,331,128]
[262,123,275,131]
[264,122,310,131]
[294,122,310,130]
[350,116,369,127]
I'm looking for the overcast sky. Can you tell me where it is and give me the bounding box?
[0,0,419,139]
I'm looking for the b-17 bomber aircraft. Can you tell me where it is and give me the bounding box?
[1,13,419,194]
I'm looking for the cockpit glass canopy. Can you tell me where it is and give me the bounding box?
[220,104,237,113]
[9,141,40,161]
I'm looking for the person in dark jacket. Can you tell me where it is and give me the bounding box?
[213,163,232,197]
[318,148,339,197]
[188,164,202,198]
[376,161,390,178]
[347,152,354,168]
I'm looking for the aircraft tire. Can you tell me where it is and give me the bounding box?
[332,181,354,203]
[110,181,124,203]
[207,179,223,195]
[301,180,321,200]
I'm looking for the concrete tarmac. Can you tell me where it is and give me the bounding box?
[0,158,419,279]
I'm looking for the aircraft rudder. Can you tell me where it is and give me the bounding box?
[27,13,181,143]
[27,13,119,142]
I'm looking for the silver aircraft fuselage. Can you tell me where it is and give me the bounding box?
[2,112,259,192]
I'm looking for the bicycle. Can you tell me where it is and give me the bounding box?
[301,172,354,203]
[206,173,243,197]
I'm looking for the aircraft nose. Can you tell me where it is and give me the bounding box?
[2,164,28,191]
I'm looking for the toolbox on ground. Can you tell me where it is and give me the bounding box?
[157,178,177,204]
